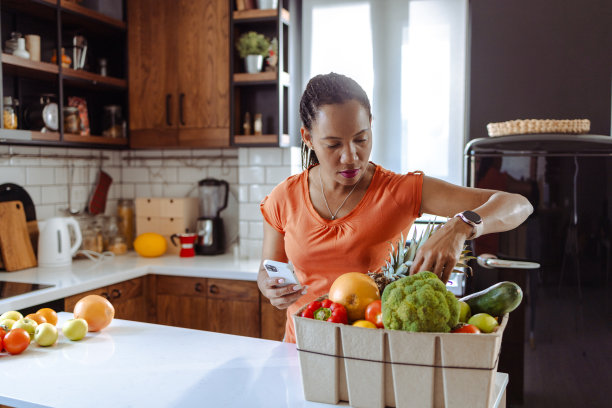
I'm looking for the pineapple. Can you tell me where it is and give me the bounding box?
[367,220,475,294]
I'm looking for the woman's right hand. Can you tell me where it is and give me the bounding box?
[259,275,307,309]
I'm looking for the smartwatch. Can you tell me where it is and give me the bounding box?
[454,210,482,239]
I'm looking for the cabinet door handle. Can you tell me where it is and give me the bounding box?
[195,282,204,293]
[209,284,219,295]
[111,288,121,299]
[166,94,172,126]
[101,292,111,301]
[179,93,185,126]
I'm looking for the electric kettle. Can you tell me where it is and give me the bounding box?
[37,217,82,267]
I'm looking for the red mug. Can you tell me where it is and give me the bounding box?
[170,233,197,257]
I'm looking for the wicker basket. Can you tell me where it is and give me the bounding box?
[486,119,590,137]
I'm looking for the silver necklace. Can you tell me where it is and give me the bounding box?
[318,166,365,220]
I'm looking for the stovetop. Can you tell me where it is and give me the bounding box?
[0,281,54,300]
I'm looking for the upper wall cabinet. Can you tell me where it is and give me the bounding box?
[230,0,293,147]
[128,0,230,149]
[0,0,129,148]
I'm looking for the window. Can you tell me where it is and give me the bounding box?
[302,0,468,185]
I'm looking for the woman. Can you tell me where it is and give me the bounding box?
[258,73,533,343]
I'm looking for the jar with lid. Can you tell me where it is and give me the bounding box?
[80,218,104,254]
[3,96,18,129]
[102,105,125,138]
[117,199,135,249]
[4,32,22,54]
[63,106,80,134]
[104,216,127,255]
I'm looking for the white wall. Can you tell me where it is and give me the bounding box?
[0,144,300,260]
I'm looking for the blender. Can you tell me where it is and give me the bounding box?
[195,178,229,255]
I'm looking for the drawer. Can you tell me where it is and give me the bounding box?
[107,277,143,301]
[135,197,161,217]
[136,216,162,235]
[207,279,258,302]
[160,197,199,219]
[158,216,192,236]
[156,275,208,297]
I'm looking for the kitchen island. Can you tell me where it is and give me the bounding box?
[0,313,509,408]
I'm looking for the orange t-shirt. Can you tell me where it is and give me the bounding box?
[260,163,423,343]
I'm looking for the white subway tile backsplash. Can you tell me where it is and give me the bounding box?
[150,167,178,184]
[239,166,265,184]
[36,204,56,220]
[265,166,291,184]
[208,166,237,183]
[0,166,26,184]
[26,167,56,185]
[239,221,249,240]
[239,202,263,221]
[248,221,264,239]
[121,184,135,198]
[177,167,206,183]
[25,186,41,205]
[248,148,283,166]
[238,147,249,165]
[135,183,163,198]
[162,183,195,198]
[237,185,249,202]
[122,167,149,183]
[249,184,275,203]
[41,185,68,204]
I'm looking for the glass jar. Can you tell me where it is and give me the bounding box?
[4,32,22,54]
[63,106,80,134]
[3,96,18,129]
[117,199,135,249]
[102,105,124,138]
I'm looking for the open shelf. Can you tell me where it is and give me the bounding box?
[233,8,290,24]
[0,129,60,142]
[1,53,59,81]
[60,0,126,30]
[62,67,127,90]
[63,133,128,146]
[233,71,290,86]
[233,134,290,145]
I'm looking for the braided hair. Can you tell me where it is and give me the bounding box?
[299,73,371,169]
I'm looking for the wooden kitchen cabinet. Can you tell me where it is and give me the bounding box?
[260,293,287,341]
[64,277,151,323]
[154,275,209,330]
[128,0,230,148]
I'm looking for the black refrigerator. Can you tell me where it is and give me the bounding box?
[464,134,612,407]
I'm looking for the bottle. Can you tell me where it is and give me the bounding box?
[51,48,72,68]
[12,38,30,59]
[98,58,108,76]
[3,96,18,129]
[117,199,135,249]
[243,112,251,135]
[4,32,22,54]
[254,113,263,135]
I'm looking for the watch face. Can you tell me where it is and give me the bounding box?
[42,102,58,131]
[463,210,482,224]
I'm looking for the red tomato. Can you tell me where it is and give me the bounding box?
[321,299,333,308]
[0,327,5,352]
[301,308,314,319]
[4,328,31,355]
[327,304,348,324]
[365,300,383,328]
[306,301,322,312]
[452,324,481,334]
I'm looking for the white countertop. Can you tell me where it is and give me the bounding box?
[0,252,261,311]
[0,313,509,408]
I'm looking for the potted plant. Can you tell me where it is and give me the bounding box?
[235,31,270,74]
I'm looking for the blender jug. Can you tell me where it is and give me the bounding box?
[196,178,229,255]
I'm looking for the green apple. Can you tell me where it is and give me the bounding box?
[0,310,23,322]
[34,322,59,347]
[468,313,499,333]
[0,318,16,331]
[458,301,471,323]
[62,318,88,341]
[12,318,38,340]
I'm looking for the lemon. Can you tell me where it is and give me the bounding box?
[352,320,377,329]
[133,233,167,257]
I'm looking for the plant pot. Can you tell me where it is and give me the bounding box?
[257,0,278,9]
[244,55,263,74]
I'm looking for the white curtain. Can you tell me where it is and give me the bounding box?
[301,0,468,185]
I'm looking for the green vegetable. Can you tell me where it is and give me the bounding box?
[460,281,523,317]
[381,271,459,333]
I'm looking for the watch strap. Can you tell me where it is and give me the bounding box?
[454,211,480,239]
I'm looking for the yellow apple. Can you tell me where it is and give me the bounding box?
[62,318,88,341]
[34,322,59,346]
[13,318,38,340]
[0,318,16,331]
[0,310,23,322]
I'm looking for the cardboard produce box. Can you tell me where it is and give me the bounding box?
[294,305,508,408]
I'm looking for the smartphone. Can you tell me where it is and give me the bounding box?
[263,260,299,287]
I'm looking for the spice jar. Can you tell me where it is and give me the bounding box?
[3,96,18,129]
[102,105,124,138]
[117,199,135,249]
[63,106,80,134]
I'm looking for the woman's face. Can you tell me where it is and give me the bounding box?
[303,99,372,186]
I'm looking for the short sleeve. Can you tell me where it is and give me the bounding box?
[385,170,424,219]
[260,190,285,234]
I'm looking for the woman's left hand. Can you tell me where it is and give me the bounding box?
[409,218,473,283]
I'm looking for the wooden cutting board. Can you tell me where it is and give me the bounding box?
[0,201,37,271]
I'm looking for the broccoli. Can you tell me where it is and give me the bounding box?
[381,271,460,333]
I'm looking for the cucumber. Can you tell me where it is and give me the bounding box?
[460,281,523,317]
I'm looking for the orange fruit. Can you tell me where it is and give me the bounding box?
[328,272,380,322]
[25,313,47,325]
[36,308,58,326]
[73,295,115,332]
